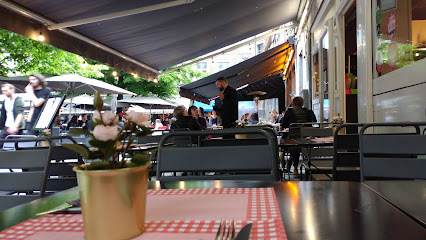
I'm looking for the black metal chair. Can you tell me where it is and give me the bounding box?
[359,122,426,181]
[157,128,279,182]
[0,137,52,211]
[332,123,366,181]
[45,136,84,192]
[299,127,334,181]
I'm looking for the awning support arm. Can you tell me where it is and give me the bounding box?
[48,0,195,30]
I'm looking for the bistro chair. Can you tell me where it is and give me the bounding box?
[45,136,84,192]
[157,128,279,182]
[299,127,334,181]
[0,138,52,211]
[332,123,366,181]
[359,122,426,181]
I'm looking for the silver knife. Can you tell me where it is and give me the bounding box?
[235,223,253,240]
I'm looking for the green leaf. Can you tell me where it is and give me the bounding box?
[131,153,150,166]
[68,128,90,136]
[61,144,90,160]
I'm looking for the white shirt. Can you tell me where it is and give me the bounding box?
[4,97,16,128]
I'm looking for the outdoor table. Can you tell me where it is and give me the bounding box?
[364,180,426,228]
[1,181,425,239]
[291,137,334,163]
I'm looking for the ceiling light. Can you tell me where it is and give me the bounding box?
[38,31,45,41]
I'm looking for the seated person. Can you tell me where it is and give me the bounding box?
[171,106,202,131]
[78,114,91,131]
[209,110,222,126]
[66,115,79,130]
[188,105,207,130]
[154,119,164,130]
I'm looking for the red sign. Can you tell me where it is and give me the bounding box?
[387,11,397,40]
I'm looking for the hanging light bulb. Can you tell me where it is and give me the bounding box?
[112,70,118,76]
[82,61,88,68]
[133,73,138,78]
[153,78,158,83]
[38,31,45,41]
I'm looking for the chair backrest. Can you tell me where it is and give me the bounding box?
[359,122,426,181]
[2,135,37,151]
[0,138,52,211]
[45,136,83,192]
[332,123,366,181]
[157,128,279,182]
[300,127,333,138]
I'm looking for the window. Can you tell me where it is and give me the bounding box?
[217,62,229,70]
[257,43,264,54]
[373,0,426,77]
[196,62,207,73]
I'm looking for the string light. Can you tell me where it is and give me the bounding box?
[112,70,117,76]
[82,61,88,68]
[38,31,45,41]
[133,73,138,78]
[153,78,158,83]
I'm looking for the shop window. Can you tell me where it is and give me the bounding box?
[257,43,264,54]
[374,0,426,77]
[196,62,207,73]
[217,62,229,70]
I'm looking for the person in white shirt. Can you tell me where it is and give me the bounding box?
[0,84,26,139]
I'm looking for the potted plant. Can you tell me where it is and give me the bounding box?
[331,114,345,135]
[62,92,152,240]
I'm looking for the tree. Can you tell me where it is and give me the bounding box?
[0,29,107,78]
[1,29,209,98]
[98,62,209,98]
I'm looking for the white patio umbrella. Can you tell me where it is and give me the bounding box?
[118,95,177,118]
[46,74,136,95]
[46,74,136,114]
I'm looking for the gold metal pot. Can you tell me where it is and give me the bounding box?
[74,164,150,240]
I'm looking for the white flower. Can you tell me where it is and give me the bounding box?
[92,125,119,142]
[126,111,149,126]
[93,110,119,125]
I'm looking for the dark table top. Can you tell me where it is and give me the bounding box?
[364,180,426,227]
[1,181,425,239]
[292,137,334,147]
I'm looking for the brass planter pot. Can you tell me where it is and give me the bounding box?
[74,164,150,240]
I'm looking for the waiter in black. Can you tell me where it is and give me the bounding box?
[214,77,238,128]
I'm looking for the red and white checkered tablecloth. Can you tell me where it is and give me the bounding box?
[0,188,287,240]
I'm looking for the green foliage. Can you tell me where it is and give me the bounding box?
[1,28,208,99]
[0,29,107,77]
[61,143,90,160]
[130,153,150,166]
[101,65,209,98]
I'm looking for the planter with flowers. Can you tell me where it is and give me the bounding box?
[331,114,345,135]
[235,120,248,139]
[63,92,152,240]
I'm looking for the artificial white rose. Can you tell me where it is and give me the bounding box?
[92,125,119,142]
[93,110,119,125]
[126,111,149,126]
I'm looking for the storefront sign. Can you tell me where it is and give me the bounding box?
[387,11,397,40]
[381,0,397,12]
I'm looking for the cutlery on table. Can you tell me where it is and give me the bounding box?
[215,219,252,240]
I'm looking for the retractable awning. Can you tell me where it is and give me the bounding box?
[179,42,294,104]
[1,0,301,79]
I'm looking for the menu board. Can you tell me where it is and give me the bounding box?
[33,95,65,130]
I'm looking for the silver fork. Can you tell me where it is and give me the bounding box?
[215,219,235,240]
